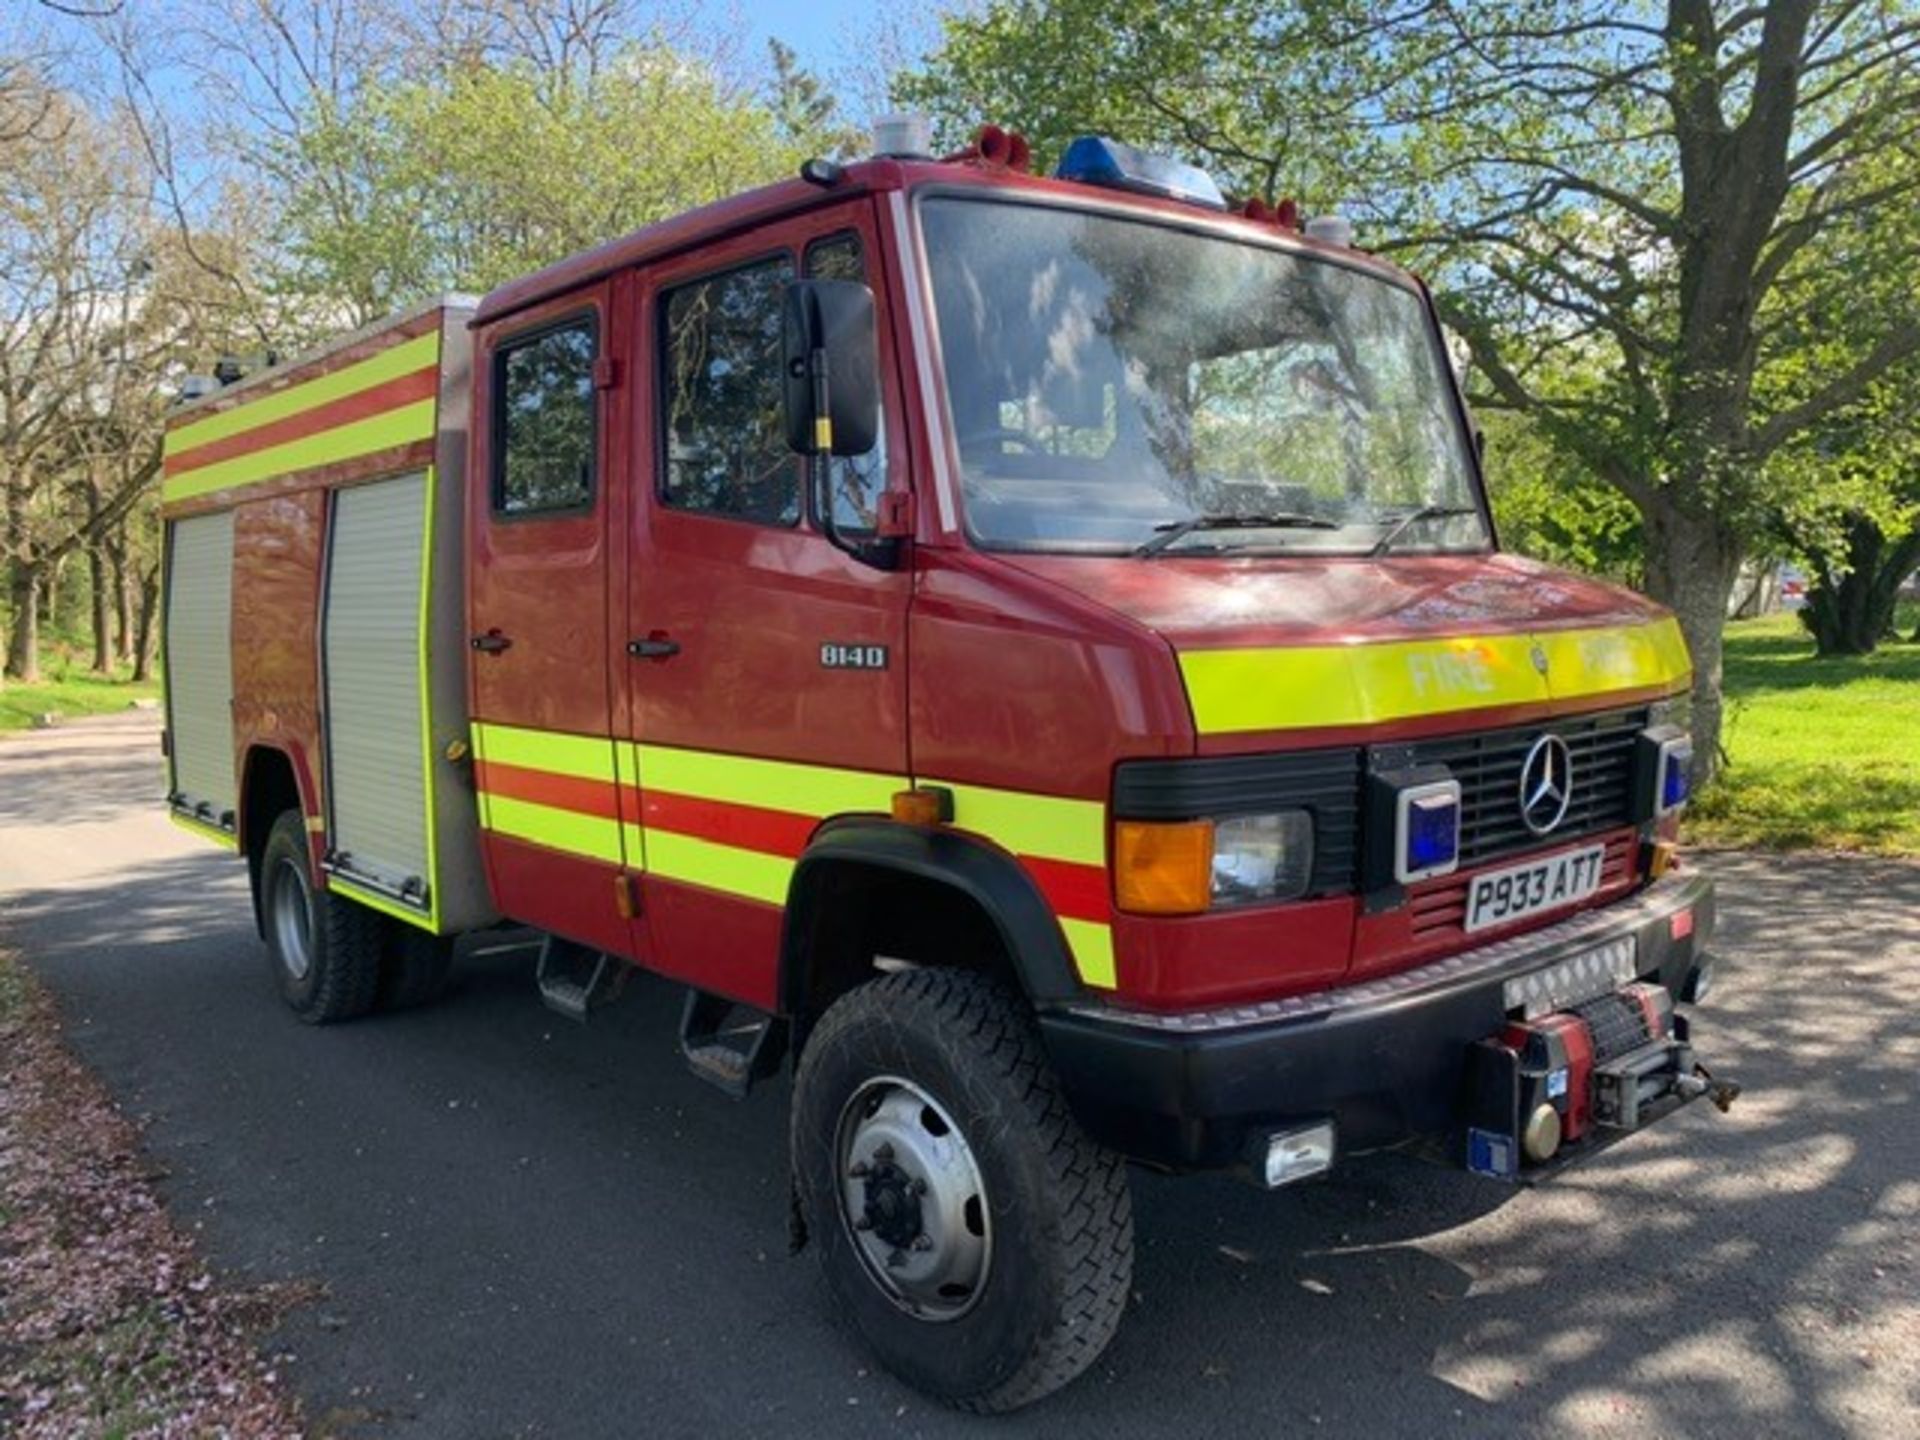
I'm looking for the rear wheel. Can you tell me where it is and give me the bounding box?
[377,927,455,1011]
[792,968,1133,1412]
[259,809,382,1023]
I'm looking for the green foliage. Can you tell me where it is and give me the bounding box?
[0,666,157,733]
[271,50,825,320]
[1689,611,1920,854]
[1481,412,1643,585]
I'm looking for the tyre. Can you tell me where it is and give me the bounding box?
[376,926,455,1011]
[258,808,382,1023]
[791,968,1133,1412]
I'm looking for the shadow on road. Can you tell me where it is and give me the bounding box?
[4,835,1916,1437]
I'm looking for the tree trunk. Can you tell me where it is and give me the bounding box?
[1640,498,1743,784]
[38,562,58,635]
[132,561,160,683]
[88,549,111,674]
[109,531,133,663]
[6,564,42,683]
[1802,516,1920,656]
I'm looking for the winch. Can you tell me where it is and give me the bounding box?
[1463,979,1738,1180]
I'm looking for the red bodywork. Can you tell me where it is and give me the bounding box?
[199,153,1684,1021]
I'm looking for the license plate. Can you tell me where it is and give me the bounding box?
[1464,844,1605,933]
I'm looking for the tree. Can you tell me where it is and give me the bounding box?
[0,51,259,684]
[905,1,1920,780]
[269,51,814,319]
[765,38,863,159]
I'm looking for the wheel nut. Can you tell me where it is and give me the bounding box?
[874,1143,895,1163]
[912,1234,934,1252]
[849,1161,870,1179]
[854,1215,873,1231]
[885,1249,906,1269]
[910,1177,928,1196]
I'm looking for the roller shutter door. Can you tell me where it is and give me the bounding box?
[324,472,430,898]
[165,512,236,822]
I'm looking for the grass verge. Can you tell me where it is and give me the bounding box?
[0,949,309,1437]
[0,657,159,735]
[1690,609,1920,855]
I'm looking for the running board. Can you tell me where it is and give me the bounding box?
[679,990,782,1099]
[535,937,625,1023]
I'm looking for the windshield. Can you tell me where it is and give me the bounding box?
[919,197,1490,555]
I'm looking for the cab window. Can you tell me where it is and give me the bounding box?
[493,317,597,516]
[659,256,800,526]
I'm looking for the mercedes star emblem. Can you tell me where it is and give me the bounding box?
[1518,733,1574,836]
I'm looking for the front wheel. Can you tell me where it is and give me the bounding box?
[791,969,1133,1412]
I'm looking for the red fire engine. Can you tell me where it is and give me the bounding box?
[159,122,1732,1410]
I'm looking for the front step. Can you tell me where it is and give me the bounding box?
[535,937,624,1022]
[679,989,783,1099]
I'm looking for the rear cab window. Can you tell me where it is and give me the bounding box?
[492,316,598,516]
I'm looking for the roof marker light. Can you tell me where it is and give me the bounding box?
[1306,213,1354,247]
[871,112,933,159]
[1054,136,1227,210]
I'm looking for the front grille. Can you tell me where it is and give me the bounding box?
[1406,707,1650,867]
[1110,705,1648,899]
[1112,747,1362,897]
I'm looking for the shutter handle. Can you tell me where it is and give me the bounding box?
[470,629,513,655]
[627,635,680,660]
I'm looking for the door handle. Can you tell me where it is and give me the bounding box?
[627,635,680,660]
[470,629,513,654]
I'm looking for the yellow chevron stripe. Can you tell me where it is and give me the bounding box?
[472,722,618,782]
[169,810,238,851]
[645,830,794,905]
[479,792,623,864]
[1059,917,1116,989]
[927,781,1107,867]
[162,399,437,504]
[634,743,899,817]
[1177,618,1690,735]
[166,331,441,456]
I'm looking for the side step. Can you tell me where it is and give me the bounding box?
[535,937,625,1023]
[679,990,783,1099]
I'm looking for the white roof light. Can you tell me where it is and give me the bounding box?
[871,112,933,159]
[1306,213,1354,247]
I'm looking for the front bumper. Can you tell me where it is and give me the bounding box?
[1039,872,1716,1173]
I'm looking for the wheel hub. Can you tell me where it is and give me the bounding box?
[270,857,314,982]
[858,1159,925,1248]
[836,1077,992,1322]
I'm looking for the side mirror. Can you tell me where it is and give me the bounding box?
[783,279,880,458]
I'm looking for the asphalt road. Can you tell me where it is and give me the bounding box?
[2,711,1916,1439]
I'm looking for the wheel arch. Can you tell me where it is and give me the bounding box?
[778,819,1084,1039]
[239,742,320,936]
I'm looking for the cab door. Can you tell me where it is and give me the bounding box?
[622,205,911,1007]
[467,283,635,954]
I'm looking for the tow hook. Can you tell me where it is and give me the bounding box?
[1675,1063,1742,1113]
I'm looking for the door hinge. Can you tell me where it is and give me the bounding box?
[592,355,620,390]
[613,871,640,919]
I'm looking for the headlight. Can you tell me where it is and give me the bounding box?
[1210,811,1314,905]
[1113,811,1316,914]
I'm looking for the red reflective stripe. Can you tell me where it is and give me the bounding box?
[643,790,816,858]
[1022,855,1111,925]
[474,759,619,819]
[165,365,441,475]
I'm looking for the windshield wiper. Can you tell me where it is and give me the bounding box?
[1135,512,1339,557]
[1368,504,1479,556]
